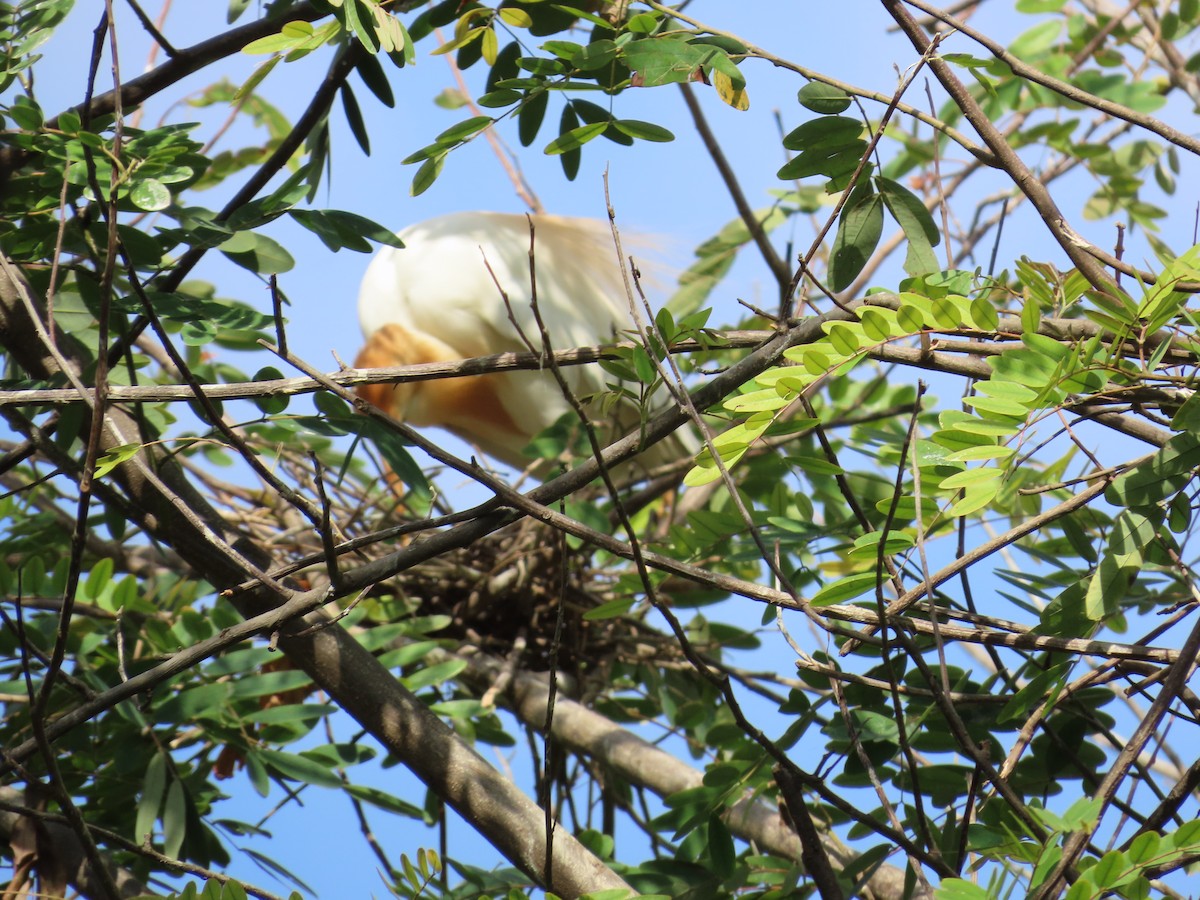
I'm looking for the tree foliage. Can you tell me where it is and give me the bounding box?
[1,1,1199,898]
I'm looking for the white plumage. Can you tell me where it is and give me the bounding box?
[355,211,690,471]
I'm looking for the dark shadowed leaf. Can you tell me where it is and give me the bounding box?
[828,183,884,291]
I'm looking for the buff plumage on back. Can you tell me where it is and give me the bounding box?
[354,211,690,471]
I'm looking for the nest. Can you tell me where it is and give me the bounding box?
[204,451,672,690]
[369,516,635,682]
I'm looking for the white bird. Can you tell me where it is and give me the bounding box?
[354,211,693,473]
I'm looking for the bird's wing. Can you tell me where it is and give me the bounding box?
[359,211,634,407]
[361,212,633,348]
[356,211,692,466]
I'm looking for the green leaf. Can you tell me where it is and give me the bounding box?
[478,88,522,108]
[947,482,999,517]
[219,232,294,274]
[627,12,659,33]
[797,81,852,113]
[343,0,379,53]
[781,115,863,153]
[163,778,187,859]
[358,420,431,501]
[497,7,531,27]
[242,25,311,55]
[622,36,707,87]
[1170,390,1200,432]
[1083,510,1157,620]
[246,703,333,725]
[518,89,549,147]
[95,443,142,479]
[847,530,915,561]
[612,119,674,142]
[1107,433,1200,510]
[544,121,607,155]
[340,82,370,154]
[828,183,883,291]
[557,104,583,180]
[707,816,736,878]
[572,39,619,71]
[823,320,866,355]
[968,296,999,331]
[136,753,167,843]
[938,466,1002,490]
[946,444,1014,462]
[935,879,994,900]
[435,114,494,145]
[130,178,172,211]
[355,51,395,107]
[344,784,425,819]
[1137,244,1200,329]
[812,571,880,606]
[8,96,43,130]
[788,454,845,475]
[290,208,406,252]
[403,854,422,894]
[401,659,468,692]
[963,395,1028,418]
[252,366,289,415]
[156,683,232,724]
[259,749,344,788]
[1009,19,1062,58]
[289,209,364,253]
[1088,850,1139,891]
[410,153,445,196]
[877,176,940,277]
[584,597,637,620]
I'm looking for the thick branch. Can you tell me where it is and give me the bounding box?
[881,0,1121,295]
[901,0,1200,159]
[468,656,920,900]
[0,787,151,899]
[0,257,630,899]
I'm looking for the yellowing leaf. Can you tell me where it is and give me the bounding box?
[369,5,405,53]
[724,387,790,413]
[481,27,498,65]
[684,446,747,487]
[713,69,749,110]
[939,466,1003,491]
[497,7,532,27]
[95,443,142,479]
[946,445,1015,463]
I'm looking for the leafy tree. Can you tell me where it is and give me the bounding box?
[1,1,1199,899]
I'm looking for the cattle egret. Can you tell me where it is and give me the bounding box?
[354,211,693,473]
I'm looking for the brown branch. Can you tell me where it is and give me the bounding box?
[1034,611,1200,897]
[2,309,1189,408]
[469,654,920,899]
[645,0,997,167]
[0,787,152,900]
[900,0,1200,158]
[60,3,321,126]
[678,83,792,296]
[841,469,1118,651]
[881,0,1121,296]
[0,786,290,900]
[0,256,632,898]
